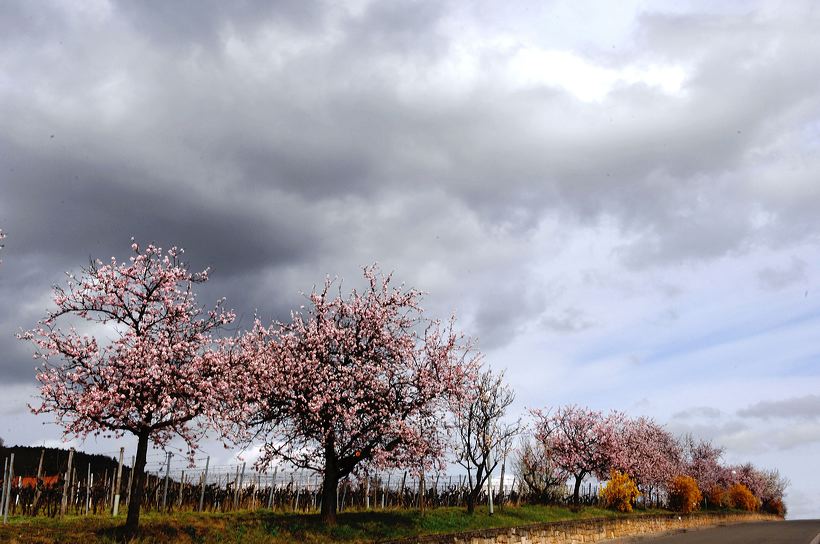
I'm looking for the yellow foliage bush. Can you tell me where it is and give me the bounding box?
[727,483,758,511]
[601,470,641,512]
[668,475,703,514]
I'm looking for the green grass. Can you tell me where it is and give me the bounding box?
[0,505,693,544]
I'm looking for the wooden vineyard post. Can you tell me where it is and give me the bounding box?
[267,467,276,510]
[198,456,209,512]
[399,471,407,508]
[31,449,45,514]
[434,473,440,508]
[231,465,240,510]
[1,457,7,523]
[294,474,301,511]
[124,455,134,509]
[60,448,74,517]
[2,453,14,525]
[418,469,425,513]
[365,472,370,509]
[178,470,185,509]
[161,451,172,511]
[382,473,390,509]
[113,447,125,516]
[237,462,246,510]
[72,467,78,514]
[85,465,91,515]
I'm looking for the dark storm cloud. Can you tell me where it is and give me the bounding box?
[116,0,326,48]
[0,137,318,274]
[344,0,449,58]
[3,0,820,384]
[471,282,547,350]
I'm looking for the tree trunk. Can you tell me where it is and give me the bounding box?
[572,474,583,506]
[465,466,484,515]
[320,444,339,526]
[466,488,479,514]
[125,430,150,535]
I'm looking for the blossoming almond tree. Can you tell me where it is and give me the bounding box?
[231,266,477,525]
[532,405,623,505]
[729,462,788,508]
[680,434,726,498]
[614,417,682,504]
[19,241,237,534]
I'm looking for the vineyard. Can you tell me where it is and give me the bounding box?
[0,446,606,520]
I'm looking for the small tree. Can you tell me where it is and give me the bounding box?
[233,266,477,525]
[20,241,237,534]
[680,435,725,499]
[705,485,729,509]
[532,406,622,505]
[453,368,521,514]
[756,468,789,512]
[601,469,640,512]
[668,475,702,514]
[515,436,567,503]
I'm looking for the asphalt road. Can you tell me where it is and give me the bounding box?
[630,520,820,543]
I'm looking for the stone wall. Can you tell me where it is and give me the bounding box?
[380,512,781,544]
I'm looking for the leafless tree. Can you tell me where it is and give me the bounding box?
[453,368,521,514]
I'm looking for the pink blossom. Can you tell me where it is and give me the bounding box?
[223,265,478,524]
[19,240,239,532]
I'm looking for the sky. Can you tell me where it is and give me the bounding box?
[1,0,820,519]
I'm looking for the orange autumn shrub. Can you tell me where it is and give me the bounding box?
[601,470,641,512]
[727,483,758,511]
[668,475,702,514]
[706,485,729,508]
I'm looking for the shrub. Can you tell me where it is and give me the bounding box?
[762,497,786,517]
[668,475,702,514]
[727,483,758,511]
[706,485,729,509]
[601,470,641,512]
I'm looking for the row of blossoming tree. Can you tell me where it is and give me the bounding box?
[527,405,787,514]
[18,241,478,533]
[14,241,786,534]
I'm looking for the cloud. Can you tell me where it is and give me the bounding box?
[721,423,820,453]
[757,257,807,291]
[738,395,820,421]
[540,307,595,334]
[672,406,723,420]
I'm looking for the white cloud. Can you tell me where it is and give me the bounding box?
[508,47,686,101]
